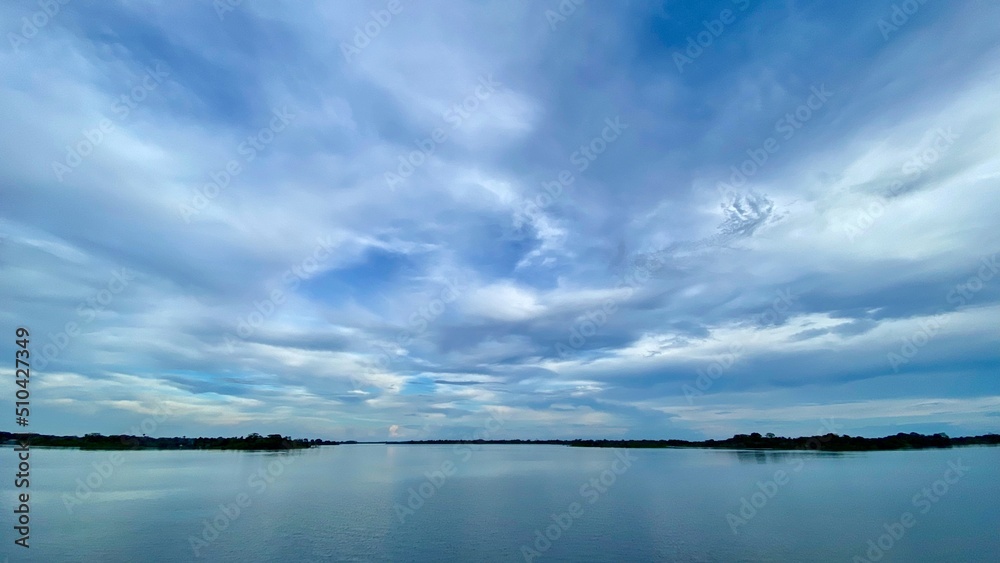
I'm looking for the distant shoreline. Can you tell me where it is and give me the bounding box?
[0,431,331,451]
[362,431,1000,451]
[2,430,998,451]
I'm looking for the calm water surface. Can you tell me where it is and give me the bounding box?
[2,444,997,561]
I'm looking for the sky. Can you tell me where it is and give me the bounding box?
[1,0,998,441]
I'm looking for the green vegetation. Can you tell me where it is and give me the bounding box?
[0,431,341,450]
[563,432,1000,450]
[3,431,998,451]
[380,432,1000,451]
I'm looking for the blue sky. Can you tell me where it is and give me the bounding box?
[1,0,998,441]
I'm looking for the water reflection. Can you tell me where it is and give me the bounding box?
[729,449,855,464]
